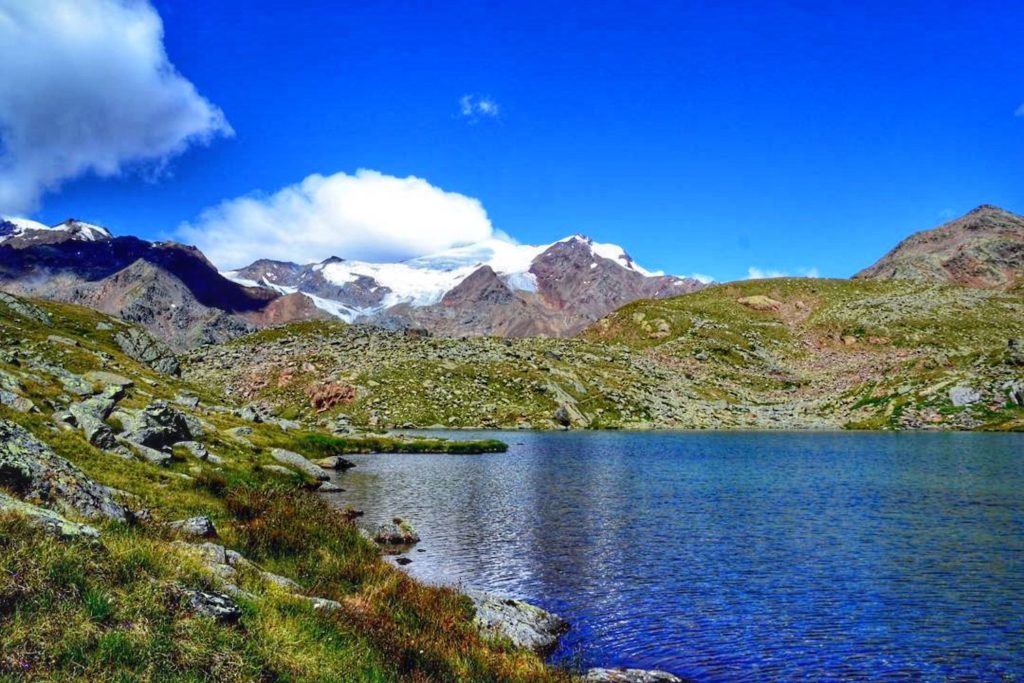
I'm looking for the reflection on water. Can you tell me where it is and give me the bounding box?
[323,431,1024,681]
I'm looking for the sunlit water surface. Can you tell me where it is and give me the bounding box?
[323,431,1024,681]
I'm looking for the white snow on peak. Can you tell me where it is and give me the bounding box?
[0,217,112,242]
[224,234,670,321]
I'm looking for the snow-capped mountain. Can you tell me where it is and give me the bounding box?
[226,234,706,336]
[0,217,112,247]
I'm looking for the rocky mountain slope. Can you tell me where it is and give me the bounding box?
[0,217,325,351]
[184,278,1023,432]
[855,204,1024,289]
[0,291,575,681]
[227,234,705,336]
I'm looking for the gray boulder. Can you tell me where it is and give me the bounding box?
[70,394,119,449]
[949,386,982,407]
[0,418,130,523]
[270,448,329,481]
[114,327,180,376]
[181,588,242,623]
[121,401,198,449]
[466,590,569,654]
[0,389,34,413]
[169,515,218,538]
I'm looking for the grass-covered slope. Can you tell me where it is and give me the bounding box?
[0,294,565,682]
[184,279,1024,431]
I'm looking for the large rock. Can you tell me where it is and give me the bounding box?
[169,515,218,538]
[121,400,199,450]
[949,386,981,407]
[0,419,130,523]
[269,448,329,481]
[180,588,242,623]
[0,389,34,413]
[373,518,420,545]
[466,590,569,654]
[114,327,181,376]
[584,668,684,683]
[69,394,119,449]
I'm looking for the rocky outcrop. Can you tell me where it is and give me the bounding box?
[0,291,51,325]
[856,205,1024,289]
[114,328,182,375]
[169,516,218,538]
[466,590,569,654]
[0,418,130,523]
[180,588,242,623]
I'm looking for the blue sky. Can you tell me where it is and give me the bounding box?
[6,0,1024,280]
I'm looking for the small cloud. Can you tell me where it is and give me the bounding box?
[1016,103,1024,117]
[459,94,500,122]
[746,266,820,280]
[687,273,716,284]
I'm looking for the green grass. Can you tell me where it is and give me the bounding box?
[298,433,509,455]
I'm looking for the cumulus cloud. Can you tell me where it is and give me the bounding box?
[0,0,232,213]
[747,266,820,280]
[179,169,500,269]
[459,94,500,121]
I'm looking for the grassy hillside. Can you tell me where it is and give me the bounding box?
[0,294,566,682]
[185,279,1024,431]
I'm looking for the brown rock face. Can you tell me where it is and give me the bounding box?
[855,205,1024,289]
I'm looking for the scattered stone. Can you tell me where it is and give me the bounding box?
[175,393,201,408]
[584,668,684,682]
[114,327,181,376]
[96,322,114,331]
[373,518,420,545]
[261,464,298,478]
[236,405,264,423]
[270,448,330,481]
[395,557,413,566]
[181,588,242,623]
[169,516,218,538]
[70,395,119,449]
[47,334,79,347]
[123,440,173,467]
[0,419,130,523]
[306,597,342,611]
[318,481,343,492]
[0,389,34,413]
[0,491,99,539]
[466,590,569,654]
[261,571,302,590]
[949,386,981,407]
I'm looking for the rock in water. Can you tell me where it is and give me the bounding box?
[0,419,130,523]
[269,448,330,481]
[373,518,420,545]
[584,668,685,683]
[114,327,181,376]
[465,590,569,654]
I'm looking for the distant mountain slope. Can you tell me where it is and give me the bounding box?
[227,234,706,336]
[185,279,1024,432]
[0,218,321,350]
[855,205,1024,289]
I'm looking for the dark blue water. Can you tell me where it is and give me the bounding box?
[326,431,1024,681]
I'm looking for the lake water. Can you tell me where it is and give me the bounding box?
[325,431,1024,681]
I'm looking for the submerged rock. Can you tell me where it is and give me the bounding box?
[373,518,420,545]
[584,668,684,683]
[0,418,130,523]
[465,590,569,654]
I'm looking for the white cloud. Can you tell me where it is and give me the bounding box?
[179,169,500,269]
[1016,103,1024,117]
[746,266,820,280]
[459,94,500,121]
[0,0,232,214]
[687,273,716,284]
